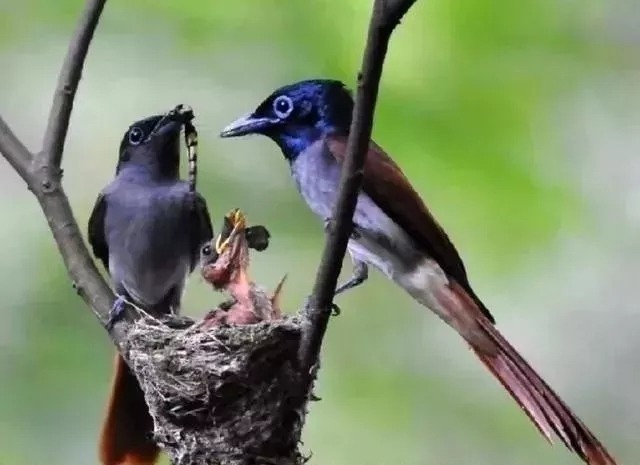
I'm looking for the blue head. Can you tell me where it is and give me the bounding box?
[117,104,194,179]
[220,79,354,160]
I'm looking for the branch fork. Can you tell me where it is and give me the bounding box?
[0,0,419,463]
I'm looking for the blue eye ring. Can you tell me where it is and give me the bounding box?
[273,95,293,119]
[128,127,144,145]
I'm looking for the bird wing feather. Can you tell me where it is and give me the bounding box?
[188,192,214,272]
[88,193,110,269]
[325,135,494,322]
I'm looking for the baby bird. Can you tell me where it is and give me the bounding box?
[200,209,284,325]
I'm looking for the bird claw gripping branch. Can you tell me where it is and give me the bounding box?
[106,294,128,330]
[302,295,341,317]
[200,209,285,326]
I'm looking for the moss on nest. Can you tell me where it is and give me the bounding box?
[122,313,309,465]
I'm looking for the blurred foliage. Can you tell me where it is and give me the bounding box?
[0,0,637,464]
[4,0,607,274]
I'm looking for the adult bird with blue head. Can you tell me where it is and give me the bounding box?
[88,104,213,465]
[220,79,617,465]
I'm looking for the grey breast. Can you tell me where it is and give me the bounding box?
[291,139,422,278]
[104,180,193,306]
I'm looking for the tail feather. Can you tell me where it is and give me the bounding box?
[99,354,160,465]
[472,311,616,465]
[476,349,553,442]
[445,282,617,465]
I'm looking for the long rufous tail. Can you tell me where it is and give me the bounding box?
[446,282,617,465]
[99,354,159,465]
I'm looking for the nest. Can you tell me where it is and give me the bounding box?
[122,313,309,465]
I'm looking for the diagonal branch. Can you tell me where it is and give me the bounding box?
[40,0,107,170]
[0,0,425,462]
[0,1,119,340]
[299,0,419,373]
[0,116,34,183]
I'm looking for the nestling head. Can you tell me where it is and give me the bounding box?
[220,79,354,159]
[200,209,270,290]
[117,104,194,176]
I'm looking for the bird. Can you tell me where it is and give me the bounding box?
[200,208,284,326]
[219,79,617,465]
[88,105,213,465]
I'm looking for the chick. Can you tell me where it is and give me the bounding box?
[200,209,284,325]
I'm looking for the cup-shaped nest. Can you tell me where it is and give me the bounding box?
[123,313,307,465]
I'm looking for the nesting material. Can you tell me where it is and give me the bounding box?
[123,312,308,465]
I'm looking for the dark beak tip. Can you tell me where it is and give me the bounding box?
[167,104,194,125]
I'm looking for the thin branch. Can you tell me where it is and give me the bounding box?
[0,0,421,462]
[299,0,418,372]
[40,0,107,170]
[36,189,120,337]
[0,116,34,183]
[0,1,119,340]
[32,0,117,335]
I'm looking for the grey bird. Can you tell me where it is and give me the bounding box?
[219,79,617,465]
[88,105,213,465]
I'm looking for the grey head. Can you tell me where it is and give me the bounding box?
[116,104,194,179]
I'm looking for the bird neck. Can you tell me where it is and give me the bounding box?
[269,129,314,162]
[270,123,343,162]
[117,159,180,183]
[226,269,253,303]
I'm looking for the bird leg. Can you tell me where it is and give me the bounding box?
[323,217,360,239]
[106,294,128,330]
[303,295,342,316]
[334,259,368,297]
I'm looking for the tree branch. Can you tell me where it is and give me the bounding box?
[0,0,119,340]
[0,116,34,183]
[0,0,420,463]
[40,0,107,170]
[299,0,418,372]
[31,0,119,335]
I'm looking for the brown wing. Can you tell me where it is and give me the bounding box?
[326,135,494,322]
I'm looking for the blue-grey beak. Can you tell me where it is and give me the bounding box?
[220,113,279,138]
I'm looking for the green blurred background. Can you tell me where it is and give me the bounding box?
[0,0,638,464]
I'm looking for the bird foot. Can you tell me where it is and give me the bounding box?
[323,218,360,239]
[330,303,341,316]
[303,295,341,316]
[106,295,128,330]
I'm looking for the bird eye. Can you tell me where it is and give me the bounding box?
[128,127,144,145]
[201,244,212,256]
[272,95,293,119]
